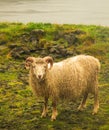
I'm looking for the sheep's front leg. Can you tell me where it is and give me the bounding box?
[51,101,58,121]
[41,97,48,118]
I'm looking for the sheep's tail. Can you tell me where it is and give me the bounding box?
[96,58,101,73]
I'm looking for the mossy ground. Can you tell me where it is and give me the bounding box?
[0,23,109,130]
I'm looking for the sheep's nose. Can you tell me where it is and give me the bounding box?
[38,75,41,79]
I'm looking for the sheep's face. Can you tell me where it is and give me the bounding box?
[25,56,53,82]
[32,60,48,82]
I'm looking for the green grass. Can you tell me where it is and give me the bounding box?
[0,22,109,130]
[0,22,109,42]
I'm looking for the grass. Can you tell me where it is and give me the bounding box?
[0,22,109,42]
[0,22,109,130]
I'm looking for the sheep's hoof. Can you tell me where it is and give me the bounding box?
[92,112,97,115]
[51,112,58,121]
[77,106,83,111]
[92,109,98,115]
[41,113,47,118]
[51,116,56,121]
[77,105,86,111]
[92,105,99,115]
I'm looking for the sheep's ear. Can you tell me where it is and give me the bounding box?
[44,56,53,70]
[25,57,35,69]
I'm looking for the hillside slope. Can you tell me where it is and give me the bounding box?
[0,23,109,130]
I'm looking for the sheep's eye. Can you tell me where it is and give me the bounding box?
[33,66,35,68]
[44,65,47,69]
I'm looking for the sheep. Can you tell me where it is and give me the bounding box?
[25,55,100,121]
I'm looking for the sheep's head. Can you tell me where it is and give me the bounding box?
[25,56,53,82]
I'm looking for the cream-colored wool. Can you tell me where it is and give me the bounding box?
[25,55,100,121]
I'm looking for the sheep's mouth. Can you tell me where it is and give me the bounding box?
[37,76,45,83]
[33,73,45,82]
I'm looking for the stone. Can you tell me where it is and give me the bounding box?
[66,50,74,55]
[64,34,78,45]
[8,44,19,49]
[49,48,57,53]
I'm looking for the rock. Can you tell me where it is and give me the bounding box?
[9,46,30,59]
[73,30,86,35]
[0,69,5,73]
[30,48,37,53]
[43,42,52,50]
[20,33,30,42]
[20,29,45,44]
[54,31,64,41]
[60,48,67,55]
[40,50,48,56]
[58,45,65,49]
[8,44,19,49]
[48,44,68,57]
[66,50,74,55]
[38,39,46,48]
[30,29,45,42]
[54,30,85,45]
[64,34,78,45]
[29,37,39,44]
[30,29,45,37]
[49,47,57,53]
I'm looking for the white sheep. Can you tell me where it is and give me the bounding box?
[25,55,100,121]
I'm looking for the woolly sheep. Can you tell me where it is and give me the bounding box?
[25,55,100,121]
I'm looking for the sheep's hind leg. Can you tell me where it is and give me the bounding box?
[41,97,48,118]
[78,92,88,111]
[92,89,99,115]
[51,101,58,121]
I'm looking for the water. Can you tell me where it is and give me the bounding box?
[0,0,109,26]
